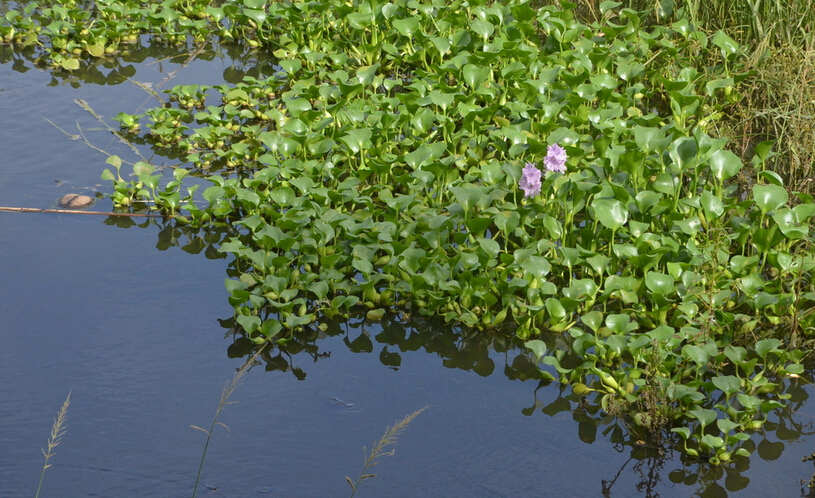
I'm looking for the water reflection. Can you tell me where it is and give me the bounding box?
[0,37,277,87]
[218,305,815,498]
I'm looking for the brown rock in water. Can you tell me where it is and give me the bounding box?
[57,194,95,209]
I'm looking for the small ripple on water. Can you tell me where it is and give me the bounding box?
[328,396,366,413]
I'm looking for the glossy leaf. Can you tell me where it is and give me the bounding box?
[591,198,628,230]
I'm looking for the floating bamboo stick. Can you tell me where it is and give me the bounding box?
[0,206,171,218]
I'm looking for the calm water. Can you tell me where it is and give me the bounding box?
[2,43,815,498]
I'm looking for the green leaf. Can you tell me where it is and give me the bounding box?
[689,406,718,429]
[545,297,567,322]
[701,434,725,450]
[520,255,551,279]
[393,17,420,37]
[61,58,80,71]
[270,187,295,206]
[236,314,261,334]
[279,59,302,74]
[633,126,670,153]
[591,198,628,230]
[470,19,494,40]
[752,184,788,213]
[581,311,603,333]
[682,344,710,366]
[462,63,490,88]
[700,189,724,220]
[711,375,742,396]
[478,237,500,259]
[605,313,635,334]
[755,338,781,360]
[645,271,674,295]
[356,63,381,86]
[260,319,282,339]
[339,128,372,153]
[133,161,154,176]
[411,108,436,134]
[709,149,742,182]
[712,30,740,59]
[203,186,226,204]
[450,185,483,214]
[671,427,691,440]
[381,3,398,19]
[525,339,547,361]
[667,136,698,171]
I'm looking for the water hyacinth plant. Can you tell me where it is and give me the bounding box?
[519,162,542,198]
[543,143,567,173]
[5,0,815,465]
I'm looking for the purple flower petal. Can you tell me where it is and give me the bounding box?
[519,162,542,198]
[544,143,567,173]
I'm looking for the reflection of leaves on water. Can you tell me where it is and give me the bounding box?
[221,313,815,496]
[0,38,276,89]
[344,329,373,353]
[379,346,401,369]
[602,451,673,498]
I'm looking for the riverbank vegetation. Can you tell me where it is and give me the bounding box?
[4,0,815,465]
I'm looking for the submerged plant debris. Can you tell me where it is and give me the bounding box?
[4,0,815,466]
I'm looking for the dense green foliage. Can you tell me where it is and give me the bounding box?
[562,0,815,195]
[4,0,815,465]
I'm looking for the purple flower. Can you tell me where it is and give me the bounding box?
[544,143,567,173]
[519,162,542,198]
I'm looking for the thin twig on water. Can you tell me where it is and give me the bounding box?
[74,99,149,162]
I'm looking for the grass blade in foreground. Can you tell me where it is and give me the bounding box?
[347,407,428,498]
[191,346,266,498]
[35,391,71,498]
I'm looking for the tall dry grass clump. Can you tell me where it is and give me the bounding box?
[679,0,814,48]
[742,44,815,192]
[35,391,71,498]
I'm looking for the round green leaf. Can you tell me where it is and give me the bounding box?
[645,271,674,295]
[753,184,788,213]
[393,17,420,37]
[525,339,547,361]
[700,189,724,220]
[591,198,628,230]
[470,19,494,40]
[712,30,740,59]
[709,149,742,182]
[668,136,698,171]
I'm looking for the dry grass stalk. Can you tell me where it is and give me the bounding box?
[346,407,428,498]
[191,346,265,498]
[35,391,71,498]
